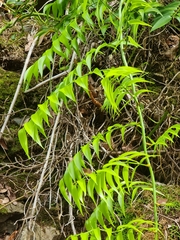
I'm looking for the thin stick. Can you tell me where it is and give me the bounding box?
[24,70,68,93]
[0,36,38,139]
[28,105,62,231]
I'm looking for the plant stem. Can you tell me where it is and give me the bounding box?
[118,1,158,239]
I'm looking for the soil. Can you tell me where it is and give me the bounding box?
[0,1,180,240]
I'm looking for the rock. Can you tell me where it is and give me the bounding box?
[0,202,24,237]
[17,223,61,240]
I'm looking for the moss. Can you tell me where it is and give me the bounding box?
[0,67,21,113]
[0,205,8,214]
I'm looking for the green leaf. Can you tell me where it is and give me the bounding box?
[24,120,43,148]
[105,171,116,191]
[93,68,103,78]
[64,172,73,192]
[77,178,86,195]
[53,38,64,57]
[86,53,92,71]
[67,161,76,181]
[100,24,108,36]
[116,231,124,240]
[59,83,76,102]
[59,179,71,205]
[45,48,53,62]
[38,56,46,77]
[151,15,172,32]
[122,166,129,190]
[81,144,92,164]
[18,128,30,158]
[101,78,118,114]
[73,151,85,172]
[104,67,142,78]
[127,229,135,240]
[82,11,94,26]
[105,227,112,239]
[75,75,89,95]
[31,110,46,136]
[93,227,101,240]
[71,185,83,214]
[44,57,51,71]
[24,65,34,90]
[92,137,100,158]
[87,178,96,203]
[76,62,82,77]
[70,19,81,34]
[118,191,125,216]
[105,131,112,149]
[128,36,143,48]
[69,235,78,240]
[48,92,60,113]
[79,232,89,239]
[95,174,104,199]
[71,37,80,57]
[40,110,49,126]
[95,205,105,227]
[38,100,52,117]
[85,212,98,231]
[32,62,39,80]
[128,19,151,27]
[59,33,71,51]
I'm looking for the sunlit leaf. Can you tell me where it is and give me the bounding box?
[128,19,151,27]
[73,151,85,172]
[87,178,96,203]
[86,53,92,71]
[122,166,129,190]
[118,191,125,216]
[75,75,89,95]
[93,227,101,240]
[18,128,30,158]
[82,10,94,26]
[127,229,135,240]
[81,143,92,164]
[59,83,76,102]
[59,179,71,205]
[71,37,80,57]
[92,137,100,158]
[38,100,52,117]
[59,33,71,51]
[104,67,142,77]
[128,36,143,48]
[77,178,86,195]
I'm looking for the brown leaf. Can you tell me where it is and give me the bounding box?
[83,168,92,174]
[0,188,7,193]
[0,197,9,204]
[5,186,17,205]
[157,198,167,205]
[7,230,18,240]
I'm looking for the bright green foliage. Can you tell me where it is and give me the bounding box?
[154,124,180,150]
[59,128,157,238]
[14,0,180,239]
[151,1,180,31]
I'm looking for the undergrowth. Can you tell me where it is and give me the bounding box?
[1,0,180,239]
